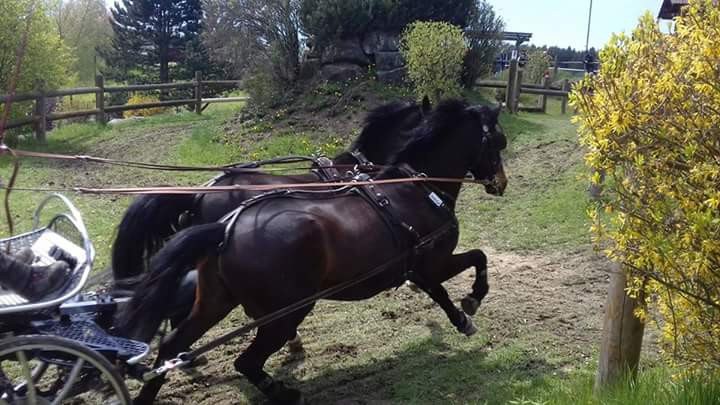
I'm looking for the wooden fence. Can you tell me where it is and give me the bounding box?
[0,71,247,142]
[477,59,572,115]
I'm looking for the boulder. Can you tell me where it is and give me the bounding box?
[362,31,401,55]
[376,67,406,84]
[375,51,404,71]
[321,39,370,66]
[321,63,365,82]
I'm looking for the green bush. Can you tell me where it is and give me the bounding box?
[525,49,552,84]
[400,21,468,104]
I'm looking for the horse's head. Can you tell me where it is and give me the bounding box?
[464,105,507,196]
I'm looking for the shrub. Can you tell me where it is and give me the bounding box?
[525,49,552,84]
[570,0,720,370]
[400,21,468,105]
[123,94,168,118]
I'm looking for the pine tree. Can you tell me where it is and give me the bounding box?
[106,0,203,83]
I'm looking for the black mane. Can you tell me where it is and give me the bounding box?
[390,99,473,164]
[350,101,419,152]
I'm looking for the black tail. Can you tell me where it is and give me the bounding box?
[115,222,226,342]
[111,194,196,289]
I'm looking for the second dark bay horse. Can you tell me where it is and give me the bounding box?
[111,100,430,289]
[120,100,508,404]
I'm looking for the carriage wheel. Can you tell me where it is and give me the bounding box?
[0,335,131,405]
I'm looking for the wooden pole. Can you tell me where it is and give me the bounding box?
[34,79,47,143]
[541,76,549,113]
[561,79,570,115]
[505,59,518,113]
[95,74,106,125]
[595,264,645,391]
[194,71,203,115]
[553,55,559,80]
[513,70,523,114]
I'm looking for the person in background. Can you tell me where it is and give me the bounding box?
[0,249,70,301]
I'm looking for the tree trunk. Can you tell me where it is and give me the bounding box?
[159,46,169,84]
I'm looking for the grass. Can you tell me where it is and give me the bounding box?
[457,101,591,252]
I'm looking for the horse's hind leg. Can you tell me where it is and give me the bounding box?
[234,305,314,404]
[135,262,236,404]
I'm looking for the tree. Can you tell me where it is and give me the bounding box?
[571,0,720,369]
[300,0,476,46]
[463,0,504,87]
[0,1,74,120]
[49,0,112,84]
[105,0,203,83]
[203,0,301,83]
[400,21,468,105]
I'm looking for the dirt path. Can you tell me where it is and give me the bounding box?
[137,246,628,404]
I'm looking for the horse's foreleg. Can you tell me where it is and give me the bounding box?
[429,249,489,316]
[414,281,477,337]
[234,305,313,404]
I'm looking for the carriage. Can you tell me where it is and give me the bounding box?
[0,194,149,404]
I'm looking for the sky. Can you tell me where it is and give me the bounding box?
[485,0,665,50]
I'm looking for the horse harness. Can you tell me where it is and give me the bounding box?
[178,152,373,230]
[217,163,458,286]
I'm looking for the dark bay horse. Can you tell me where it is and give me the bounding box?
[120,100,507,404]
[111,100,430,289]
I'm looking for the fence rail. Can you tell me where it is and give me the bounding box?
[0,72,246,142]
[476,59,573,114]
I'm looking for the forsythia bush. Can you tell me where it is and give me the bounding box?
[123,94,168,118]
[400,21,468,105]
[570,0,720,370]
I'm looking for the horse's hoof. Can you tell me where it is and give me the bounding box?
[461,295,481,316]
[405,280,422,293]
[459,313,478,337]
[287,336,304,354]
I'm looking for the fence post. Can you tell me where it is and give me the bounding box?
[505,59,518,113]
[595,264,645,391]
[552,55,559,80]
[34,79,47,143]
[541,76,549,113]
[194,71,203,115]
[561,79,570,114]
[95,74,106,125]
[513,69,523,114]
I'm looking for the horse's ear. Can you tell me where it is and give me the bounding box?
[421,96,432,115]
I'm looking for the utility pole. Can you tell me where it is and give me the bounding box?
[586,0,594,52]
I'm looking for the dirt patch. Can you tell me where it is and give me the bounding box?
[145,246,643,404]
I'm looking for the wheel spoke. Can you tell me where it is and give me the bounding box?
[31,362,49,384]
[16,351,37,404]
[50,359,84,405]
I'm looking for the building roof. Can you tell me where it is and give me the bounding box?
[658,0,689,19]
